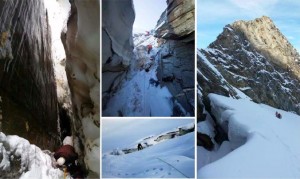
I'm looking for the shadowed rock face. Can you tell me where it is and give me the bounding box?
[101,0,135,110]
[0,0,59,150]
[62,0,100,177]
[155,0,195,116]
[199,16,300,115]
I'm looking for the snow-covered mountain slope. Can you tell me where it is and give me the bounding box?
[102,119,195,178]
[0,132,67,179]
[198,94,300,178]
[197,16,300,178]
[199,16,300,115]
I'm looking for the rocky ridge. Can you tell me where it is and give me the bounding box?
[154,0,195,115]
[199,16,300,116]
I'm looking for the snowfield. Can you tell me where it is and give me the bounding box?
[102,119,195,178]
[198,94,300,178]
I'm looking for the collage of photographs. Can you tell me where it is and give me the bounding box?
[0,0,300,178]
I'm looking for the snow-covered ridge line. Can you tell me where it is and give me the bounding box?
[198,94,300,178]
[110,122,194,155]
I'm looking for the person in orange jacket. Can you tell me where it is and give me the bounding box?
[147,44,152,54]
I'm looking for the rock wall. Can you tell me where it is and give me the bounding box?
[155,0,194,39]
[231,16,300,76]
[155,0,195,116]
[0,0,60,150]
[198,16,300,115]
[61,0,100,176]
[102,0,135,110]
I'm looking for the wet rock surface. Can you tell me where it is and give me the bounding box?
[0,0,59,150]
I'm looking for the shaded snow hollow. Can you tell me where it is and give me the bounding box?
[198,94,300,178]
[102,119,195,178]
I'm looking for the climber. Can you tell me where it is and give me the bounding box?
[137,143,143,151]
[149,78,160,87]
[54,136,85,179]
[275,111,282,119]
[147,44,152,54]
[145,31,150,36]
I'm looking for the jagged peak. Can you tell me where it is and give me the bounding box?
[211,16,300,68]
[232,15,273,26]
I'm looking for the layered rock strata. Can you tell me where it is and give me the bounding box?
[155,0,195,116]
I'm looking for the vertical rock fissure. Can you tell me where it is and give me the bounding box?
[0,0,60,150]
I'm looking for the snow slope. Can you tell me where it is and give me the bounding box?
[198,94,300,178]
[102,119,195,178]
[0,132,68,179]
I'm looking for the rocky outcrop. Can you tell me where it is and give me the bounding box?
[198,16,300,115]
[0,0,60,150]
[155,0,195,116]
[61,0,100,177]
[102,0,135,109]
[155,0,194,39]
[231,16,300,75]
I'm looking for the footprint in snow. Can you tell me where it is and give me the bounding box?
[168,172,171,175]
[153,168,156,170]
[177,160,179,162]
[146,169,149,172]
[160,168,163,171]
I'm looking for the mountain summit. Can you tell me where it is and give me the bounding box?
[198,16,300,115]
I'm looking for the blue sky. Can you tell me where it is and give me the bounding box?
[197,0,300,52]
[133,0,167,33]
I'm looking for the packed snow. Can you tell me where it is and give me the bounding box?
[198,94,300,178]
[102,119,195,178]
[0,132,69,179]
[103,33,174,116]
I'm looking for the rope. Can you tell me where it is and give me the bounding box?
[156,157,188,178]
[63,167,67,179]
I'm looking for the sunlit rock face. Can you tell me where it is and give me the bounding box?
[0,0,60,150]
[155,0,195,116]
[199,16,300,115]
[61,0,100,176]
[101,0,135,110]
[155,0,194,39]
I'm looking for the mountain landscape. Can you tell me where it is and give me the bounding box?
[197,16,300,178]
[102,119,195,178]
[102,0,195,116]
